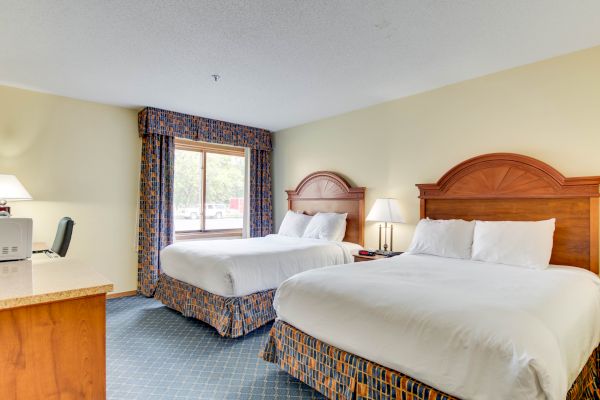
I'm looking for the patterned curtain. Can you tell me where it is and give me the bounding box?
[137,107,272,296]
[138,134,174,296]
[249,149,273,237]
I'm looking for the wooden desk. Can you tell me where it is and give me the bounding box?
[32,241,49,252]
[0,258,113,399]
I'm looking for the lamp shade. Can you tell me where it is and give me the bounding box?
[366,198,404,223]
[0,175,32,200]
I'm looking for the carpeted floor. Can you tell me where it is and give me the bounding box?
[107,296,324,400]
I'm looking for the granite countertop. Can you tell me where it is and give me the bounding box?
[0,258,113,309]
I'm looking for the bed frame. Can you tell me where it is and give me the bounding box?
[287,171,366,246]
[263,153,600,399]
[417,153,600,272]
[154,171,365,338]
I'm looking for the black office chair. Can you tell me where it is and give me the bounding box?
[33,217,75,257]
[51,217,75,257]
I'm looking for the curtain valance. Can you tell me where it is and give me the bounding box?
[138,107,272,151]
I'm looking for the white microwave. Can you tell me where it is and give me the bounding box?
[0,218,32,261]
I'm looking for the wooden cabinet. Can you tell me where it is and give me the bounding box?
[0,294,107,399]
[0,258,112,399]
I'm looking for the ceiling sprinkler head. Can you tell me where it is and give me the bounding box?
[212,74,220,82]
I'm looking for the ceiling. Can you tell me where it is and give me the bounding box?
[2,1,600,131]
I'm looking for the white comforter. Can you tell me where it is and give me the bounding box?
[160,234,360,297]
[274,254,600,400]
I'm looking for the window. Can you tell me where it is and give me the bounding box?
[174,138,246,239]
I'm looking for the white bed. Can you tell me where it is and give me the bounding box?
[274,254,600,400]
[264,153,600,397]
[154,170,366,337]
[160,234,361,297]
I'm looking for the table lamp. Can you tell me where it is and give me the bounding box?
[0,175,32,217]
[366,198,404,256]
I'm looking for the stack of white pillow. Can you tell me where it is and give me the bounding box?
[406,218,556,269]
[278,210,348,242]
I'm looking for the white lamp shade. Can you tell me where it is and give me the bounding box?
[366,198,404,223]
[0,175,32,200]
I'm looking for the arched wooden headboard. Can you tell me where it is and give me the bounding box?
[286,171,365,246]
[417,153,600,273]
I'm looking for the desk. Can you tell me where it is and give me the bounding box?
[0,258,113,399]
[32,241,49,252]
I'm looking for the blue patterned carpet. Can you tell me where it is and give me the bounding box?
[107,296,323,400]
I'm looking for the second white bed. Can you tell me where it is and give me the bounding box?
[160,234,361,297]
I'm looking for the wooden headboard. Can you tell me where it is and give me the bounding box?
[286,171,365,246]
[417,153,600,273]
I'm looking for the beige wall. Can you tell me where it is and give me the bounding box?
[273,46,600,252]
[0,85,140,293]
[2,45,599,291]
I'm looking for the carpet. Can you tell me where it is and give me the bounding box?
[107,295,323,399]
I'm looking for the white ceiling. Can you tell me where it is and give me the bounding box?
[2,1,600,131]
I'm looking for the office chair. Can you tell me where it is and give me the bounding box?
[51,217,75,257]
[33,217,75,258]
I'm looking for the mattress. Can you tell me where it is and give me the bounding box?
[160,234,361,297]
[274,254,600,400]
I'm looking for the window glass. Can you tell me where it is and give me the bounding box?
[173,140,246,237]
[174,149,203,232]
[204,152,245,230]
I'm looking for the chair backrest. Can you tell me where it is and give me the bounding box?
[51,217,75,257]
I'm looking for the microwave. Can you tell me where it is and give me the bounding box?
[0,218,32,261]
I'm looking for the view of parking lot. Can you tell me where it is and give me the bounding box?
[174,215,243,231]
[174,147,245,232]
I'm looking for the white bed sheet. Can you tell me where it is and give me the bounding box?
[274,254,600,400]
[160,234,361,297]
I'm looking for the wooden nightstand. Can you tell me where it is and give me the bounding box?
[353,252,403,262]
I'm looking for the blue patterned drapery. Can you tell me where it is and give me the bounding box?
[137,107,273,296]
[138,134,174,296]
[249,149,273,237]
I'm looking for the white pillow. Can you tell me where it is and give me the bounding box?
[302,212,348,242]
[278,210,313,237]
[406,218,475,259]
[471,219,555,269]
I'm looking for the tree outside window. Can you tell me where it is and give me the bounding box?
[173,139,245,238]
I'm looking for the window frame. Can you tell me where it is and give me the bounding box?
[174,138,245,241]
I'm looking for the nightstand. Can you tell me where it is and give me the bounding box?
[353,252,403,262]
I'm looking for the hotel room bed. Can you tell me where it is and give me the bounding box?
[155,235,360,337]
[154,171,366,337]
[262,153,600,399]
[266,254,600,399]
[160,235,361,297]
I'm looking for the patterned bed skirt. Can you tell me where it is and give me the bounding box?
[154,273,277,338]
[262,320,600,400]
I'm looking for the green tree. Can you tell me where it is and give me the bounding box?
[174,150,245,209]
[206,153,244,205]
[174,150,201,209]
